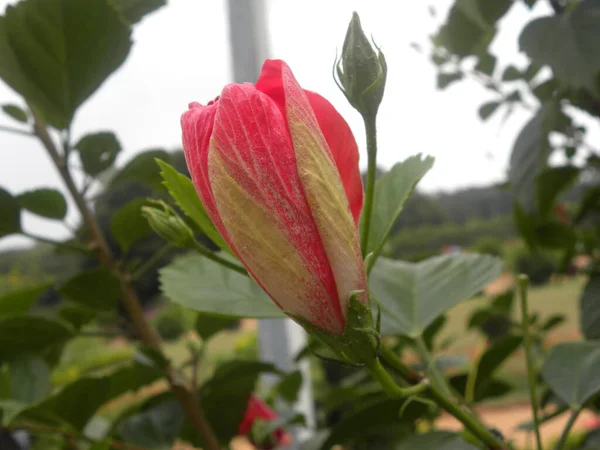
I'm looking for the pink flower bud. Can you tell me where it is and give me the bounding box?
[181,59,367,334]
[238,395,291,449]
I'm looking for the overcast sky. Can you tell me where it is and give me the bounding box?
[0,0,554,249]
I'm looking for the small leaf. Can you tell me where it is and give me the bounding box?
[0,281,53,316]
[75,132,122,176]
[1,104,27,122]
[502,65,522,81]
[0,400,29,426]
[59,268,121,311]
[9,355,51,404]
[160,253,283,318]
[532,78,560,102]
[17,188,67,220]
[475,53,497,76]
[110,198,153,251]
[542,341,600,407]
[110,149,170,191]
[111,0,166,24]
[536,222,576,250]
[437,72,464,89]
[370,253,503,337]
[156,159,231,253]
[0,187,21,237]
[397,431,478,450]
[478,101,501,120]
[536,166,580,217]
[276,370,303,404]
[581,274,600,340]
[476,335,522,383]
[541,314,566,332]
[195,313,237,342]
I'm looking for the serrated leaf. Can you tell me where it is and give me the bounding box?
[1,104,27,122]
[195,313,237,341]
[59,268,121,311]
[362,154,434,266]
[75,132,122,176]
[9,355,51,404]
[581,274,600,340]
[0,281,53,316]
[370,253,503,337]
[397,431,478,450]
[0,0,132,129]
[110,198,152,251]
[519,0,600,92]
[17,188,67,220]
[542,342,600,407]
[160,252,283,318]
[0,187,21,237]
[156,159,231,253]
[478,101,501,120]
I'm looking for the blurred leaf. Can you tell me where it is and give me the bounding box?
[523,0,538,8]
[0,399,29,426]
[58,304,97,330]
[0,281,53,316]
[435,4,495,57]
[477,335,522,383]
[0,0,132,129]
[1,104,27,122]
[110,0,166,24]
[581,428,600,449]
[156,159,231,253]
[362,154,434,259]
[0,187,21,237]
[370,253,503,337]
[195,313,237,342]
[536,166,580,217]
[475,53,497,75]
[536,221,576,250]
[541,314,566,332]
[502,65,522,81]
[75,132,122,176]
[532,78,560,102]
[118,399,183,450]
[519,0,600,92]
[514,202,538,249]
[542,341,600,407]
[397,431,478,450]
[110,149,170,191]
[110,198,152,251]
[59,268,121,311]
[437,72,464,89]
[9,355,50,403]
[422,315,447,350]
[478,101,501,120]
[17,188,67,220]
[449,374,513,402]
[160,253,284,318]
[581,274,600,340]
[0,315,74,361]
[276,370,302,404]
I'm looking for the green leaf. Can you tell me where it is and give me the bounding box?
[110,149,170,191]
[475,52,497,75]
[536,166,580,217]
[502,65,522,81]
[541,314,566,332]
[75,132,122,176]
[449,375,513,402]
[0,399,29,425]
[542,341,600,407]
[476,335,522,383]
[437,72,464,89]
[118,399,183,450]
[110,0,166,24]
[276,370,303,404]
[370,254,503,337]
[536,222,576,250]
[59,268,121,311]
[17,188,67,220]
[362,154,434,260]
[435,3,496,57]
[110,198,152,251]
[0,281,53,316]
[532,78,560,102]
[156,159,231,253]
[160,253,283,318]
[0,187,21,237]
[519,0,600,92]
[195,313,237,342]
[0,0,132,129]
[478,101,501,120]
[9,355,51,403]
[0,315,74,361]
[2,104,27,122]
[581,274,600,340]
[397,431,478,450]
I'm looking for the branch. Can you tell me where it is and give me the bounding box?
[31,111,222,450]
[0,124,35,137]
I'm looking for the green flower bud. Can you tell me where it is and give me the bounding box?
[142,201,195,248]
[336,12,387,118]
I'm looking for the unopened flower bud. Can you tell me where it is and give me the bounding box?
[336,12,387,118]
[142,201,195,248]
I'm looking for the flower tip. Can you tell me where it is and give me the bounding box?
[188,101,201,109]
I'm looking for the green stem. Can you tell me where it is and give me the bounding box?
[380,344,507,450]
[359,115,378,258]
[131,244,173,279]
[518,275,543,450]
[413,337,453,397]
[366,358,430,398]
[193,241,248,276]
[0,124,34,137]
[555,406,583,450]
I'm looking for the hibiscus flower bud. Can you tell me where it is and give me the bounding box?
[336,12,387,118]
[181,59,368,335]
[142,201,195,248]
[238,395,291,450]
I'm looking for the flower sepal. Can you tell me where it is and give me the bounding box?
[293,292,379,366]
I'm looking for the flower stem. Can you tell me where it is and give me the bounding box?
[518,274,543,450]
[413,337,453,397]
[366,358,430,398]
[193,241,248,276]
[380,344,507,449]
[131,244,173,279]
[555,406,583,450]
[360,114,378,258]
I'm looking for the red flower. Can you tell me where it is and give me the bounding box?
[238,395,291,449]
[181,59,367,334]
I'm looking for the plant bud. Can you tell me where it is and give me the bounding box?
[142,201,195,248]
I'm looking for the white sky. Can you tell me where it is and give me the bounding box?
[0,0,553,249]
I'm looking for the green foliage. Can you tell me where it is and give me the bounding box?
[110,150,170,191]
[75,132,122,176]
[110,198,153,251]
[472,236,503,257]
[59,268,121,311]
[1,103,27,122]
[17,188,67,220]
[0,188,21,237]
[0,281,53,316]
[152,303,190,342]
[580,273,600,340]
[111,0,167,24]
[397,431,478,450]
[195,312,237,342]
[514,249,557,286]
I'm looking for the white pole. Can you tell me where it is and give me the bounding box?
[225,0,315,445]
